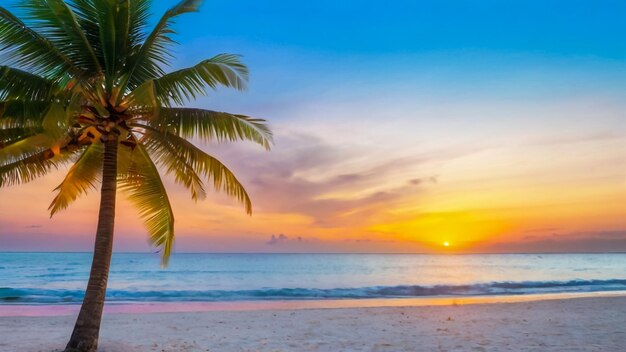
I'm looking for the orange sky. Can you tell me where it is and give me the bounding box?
[2,117,626,253]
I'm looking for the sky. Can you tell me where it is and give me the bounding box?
[1,0,626,253]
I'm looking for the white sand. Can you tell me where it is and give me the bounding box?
[1,296,625,352]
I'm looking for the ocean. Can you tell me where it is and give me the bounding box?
[1,253,625,304]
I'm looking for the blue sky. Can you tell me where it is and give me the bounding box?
[154,0,626,57]
[144,0,626,122]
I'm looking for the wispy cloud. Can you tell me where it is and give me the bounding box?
[207,132,451,230]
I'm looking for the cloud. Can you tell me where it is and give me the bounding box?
[266,234,304,246]
[206,131,464,230]
[267,234,288,245]
[520,131,624,148]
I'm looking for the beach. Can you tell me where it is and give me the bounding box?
[1,296,625,352]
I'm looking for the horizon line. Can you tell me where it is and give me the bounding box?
[1,251,625,255]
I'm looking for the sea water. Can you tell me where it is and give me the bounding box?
[1,253,625,304]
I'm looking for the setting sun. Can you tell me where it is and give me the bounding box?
[444,242,450,247]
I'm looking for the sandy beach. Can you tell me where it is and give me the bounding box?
[1,296,624,352]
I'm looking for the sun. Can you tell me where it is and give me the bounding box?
[443,241,450,247]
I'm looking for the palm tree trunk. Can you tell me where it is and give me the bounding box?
[65,137,118,352]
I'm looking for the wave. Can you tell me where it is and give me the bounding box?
[2,279,625,304]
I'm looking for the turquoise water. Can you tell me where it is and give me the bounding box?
[1,253,625,304]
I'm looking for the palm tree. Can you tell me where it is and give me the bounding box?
[0,1,272,351]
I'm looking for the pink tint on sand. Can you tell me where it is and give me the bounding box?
[2,291,625,317]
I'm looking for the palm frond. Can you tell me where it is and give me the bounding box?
[122,80,158,111]
[0,66,56,101]
[0,133,58,165]
[152,54,248,106]
[0,6,80,78]
[98,0,130,92]
[0,144,77,187]
[119,143,175,266]
[126,0,152,48]
[150,107,272,149]
[66,1,100,61]
[49,141,103,216]
[0,127,43,146]
[0,100,51,128]
[0,103,71,166]
[137,124,252,214]
[19,0,102,73]
[140,129,207,201]
[70,0,147,92]
[116,136,136,176]
[118,0,203,97]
